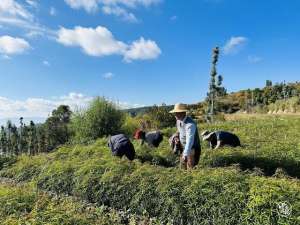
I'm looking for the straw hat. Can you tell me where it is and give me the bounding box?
[201,130,214,141]
[169,103,188,113]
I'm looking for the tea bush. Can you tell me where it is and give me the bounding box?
[0,115,300,224]
[0,183,161,225]
[1,142,299,224]
[200,116,300,178]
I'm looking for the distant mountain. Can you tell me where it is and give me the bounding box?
[123,105,174,116]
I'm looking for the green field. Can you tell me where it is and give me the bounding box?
[0,115,299,225]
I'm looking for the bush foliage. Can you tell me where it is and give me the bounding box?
[70,97,125,143]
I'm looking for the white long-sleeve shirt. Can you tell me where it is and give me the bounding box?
[177,116,197,157]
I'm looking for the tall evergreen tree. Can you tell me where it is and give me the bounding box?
[208,47,219,115]
[6,121,12,155]
[19,117,24,154]
[0,126,7,156]
[28,121,37,155]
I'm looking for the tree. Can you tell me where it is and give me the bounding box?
[266,80,273,87]
[44,105,72,151]
[10,125,19,155]
[0,126,7,156]
[19,117,24,153]
[37,125,47,153]
[6,121,12,155]
[52,105,72,123]
[145,104,176,129]
[27,121,37,155]
[207,47,226,116]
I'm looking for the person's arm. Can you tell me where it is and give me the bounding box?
[182,123,196,157]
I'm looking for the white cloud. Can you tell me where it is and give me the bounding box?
[248,55,263,63]
[124,37,161,62]
[26,0,38,8]
[0,0,55,38]
[102,6,138,23]
[0,35,30,55]
[223,36,248,55]
[50,7,57,16]
[64,0,161,21]
[0,0,33,21]
[25,30,44,38]
[56,26,161,62]
[43,60,50,66]
[102,72,115,79]
[0,93,92,119]
[64,0,99,12]
[57,26,127,57]
[0,93,144,120]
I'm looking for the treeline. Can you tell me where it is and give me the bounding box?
[0,105,71,156]
[0,97,175,156]
[204,81,300,114]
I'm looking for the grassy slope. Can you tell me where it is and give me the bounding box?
[0,115,300,224]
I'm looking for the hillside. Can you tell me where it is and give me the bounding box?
[0,115,299,224]
[123,82,300,118]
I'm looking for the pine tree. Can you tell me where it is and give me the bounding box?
[28,121,37,155]
[11,125,19,155]
[0,126,7,156]
[208,47,219,115]
[19,117,24,154]
[6,121,12,155]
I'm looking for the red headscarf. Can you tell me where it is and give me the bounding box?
[134,129,143,139]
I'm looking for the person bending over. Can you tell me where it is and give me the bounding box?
[108,134,135,160]
[134,129,163,148]
[201,130,241,149]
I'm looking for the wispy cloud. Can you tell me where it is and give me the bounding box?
[223,36,248,55]
[248,55,263,63]
[102,6,138,23]
[102,72,115,79]
[64,0,162,22]
[43,60,50,66]
[56,26,161,62]
[26,0,38,8]
[50,7,57,16]
[0,0,56,39]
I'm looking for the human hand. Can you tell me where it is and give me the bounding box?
[182,155,187,162]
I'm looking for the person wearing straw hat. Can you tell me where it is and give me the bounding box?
[169,103,201,169]
[201,130,241,149]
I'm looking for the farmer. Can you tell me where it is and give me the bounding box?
[108,134,135,160]
[134,129,163,148]
[169,103,201,169]
[201,130,241,149]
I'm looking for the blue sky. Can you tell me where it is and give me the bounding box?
[0,0,300,123]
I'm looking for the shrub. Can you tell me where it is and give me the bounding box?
[70,97,125,143]
[121,114,140,137]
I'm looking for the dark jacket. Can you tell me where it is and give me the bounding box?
[108,134,135,160]
[210,131,241,148]
[142,131,163,148]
